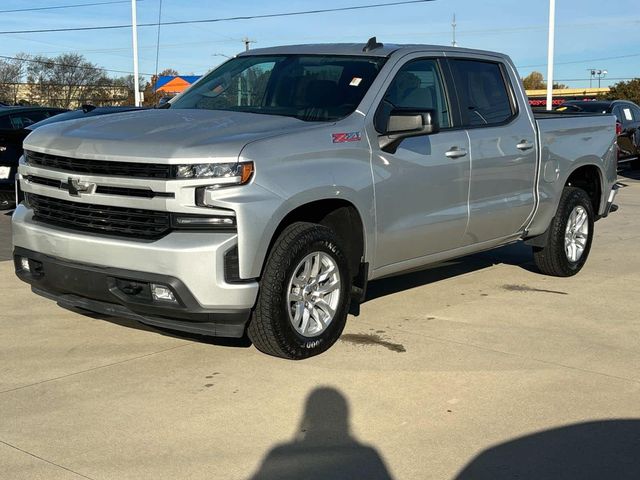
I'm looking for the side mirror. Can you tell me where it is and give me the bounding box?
[379,108,439,153]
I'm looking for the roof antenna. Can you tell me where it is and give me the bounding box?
[363,36,383,52]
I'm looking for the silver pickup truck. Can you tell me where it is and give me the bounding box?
[12,40,618,359]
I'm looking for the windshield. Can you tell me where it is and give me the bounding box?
[170,55,386,122]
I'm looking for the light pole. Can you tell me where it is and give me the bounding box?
[545,0,556,111]
[131,0,140,106]
[589,69,608,88]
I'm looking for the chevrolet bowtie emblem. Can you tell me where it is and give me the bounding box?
[67,177,96,196]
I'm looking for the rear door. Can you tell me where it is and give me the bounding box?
[0,114,24,185]
[369,56,471,269]
[447,57,537,244]
[631,105,640,157]
[616,103,640,159]
[0,110,49,186]
[613,104,636,159]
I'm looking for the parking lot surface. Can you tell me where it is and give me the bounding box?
[1,171,640,480]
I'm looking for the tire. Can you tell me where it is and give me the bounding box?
[533,186,594,277]
[0,191,15,211]
[248,222,352,359]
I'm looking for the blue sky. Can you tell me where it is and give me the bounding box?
[2,0,639,87]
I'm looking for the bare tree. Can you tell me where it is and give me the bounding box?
[26,53,111,108]
[0,53,28,104]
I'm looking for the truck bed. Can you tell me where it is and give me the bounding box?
[525,111,618,237]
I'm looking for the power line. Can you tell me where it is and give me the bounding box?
[0,0,139,14]
[0,53,154,76]
[518,52,640,69]
[0,0,436,35]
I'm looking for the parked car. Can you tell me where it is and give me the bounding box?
[0,106,68,208]
[13,40,618,359]
[27,104,145,130]
[557,100,640,166]
[1,105,145,209]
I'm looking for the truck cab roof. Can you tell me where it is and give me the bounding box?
[237,41,508,62]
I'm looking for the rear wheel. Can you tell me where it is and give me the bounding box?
[533,187,594,277]
[248,222,351,359]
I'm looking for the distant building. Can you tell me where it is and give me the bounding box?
[526,87,610,109]
[154,76,201,95]
[0,83,131,108]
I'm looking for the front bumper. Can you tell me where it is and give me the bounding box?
[12,205,260,337]
[14,247,252,338]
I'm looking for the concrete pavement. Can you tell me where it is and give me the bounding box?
[1,171,639,479]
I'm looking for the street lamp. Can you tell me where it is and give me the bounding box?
[589,69,608,88]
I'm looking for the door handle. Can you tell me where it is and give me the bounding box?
[445,147,467,159]
[516,140,534,151]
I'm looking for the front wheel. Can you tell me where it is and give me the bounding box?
[533,186,595,277]
[248,222,352,359]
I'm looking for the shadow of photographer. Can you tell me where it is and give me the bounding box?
[249,387,393,480]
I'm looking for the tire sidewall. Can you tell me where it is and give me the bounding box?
[259,224,351,359]
[557,188,595,275]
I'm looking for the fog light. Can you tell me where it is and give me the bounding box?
[151,284,177,303]
[20,257,30,272]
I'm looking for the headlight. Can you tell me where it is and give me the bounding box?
[173,161,254,184]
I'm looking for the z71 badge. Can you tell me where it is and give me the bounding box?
[332,131,362,143]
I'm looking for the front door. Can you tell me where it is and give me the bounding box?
[370,58,471,269]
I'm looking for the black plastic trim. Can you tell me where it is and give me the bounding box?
[14,247,251,338]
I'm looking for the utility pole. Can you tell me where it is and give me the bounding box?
[451,14,457,47]
[242,37,256,51]
[545,0,555,111]
[131,0,140,106]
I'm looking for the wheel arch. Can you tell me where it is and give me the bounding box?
[263,198,367,280]
[564,163,605,215]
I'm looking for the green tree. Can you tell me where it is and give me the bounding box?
[606,79,640,105]
[522,71,567,90]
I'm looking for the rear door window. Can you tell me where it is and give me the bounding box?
[620,106,634,123]
[449,59,516,127]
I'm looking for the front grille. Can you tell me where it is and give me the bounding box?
[25,150,173,179]
[25,175,174,199]
[26,193,171,239]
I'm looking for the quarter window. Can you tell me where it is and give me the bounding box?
[449,59,515,127]
[382,59,451,128]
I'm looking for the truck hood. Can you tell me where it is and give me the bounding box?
[24,109,323,163]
